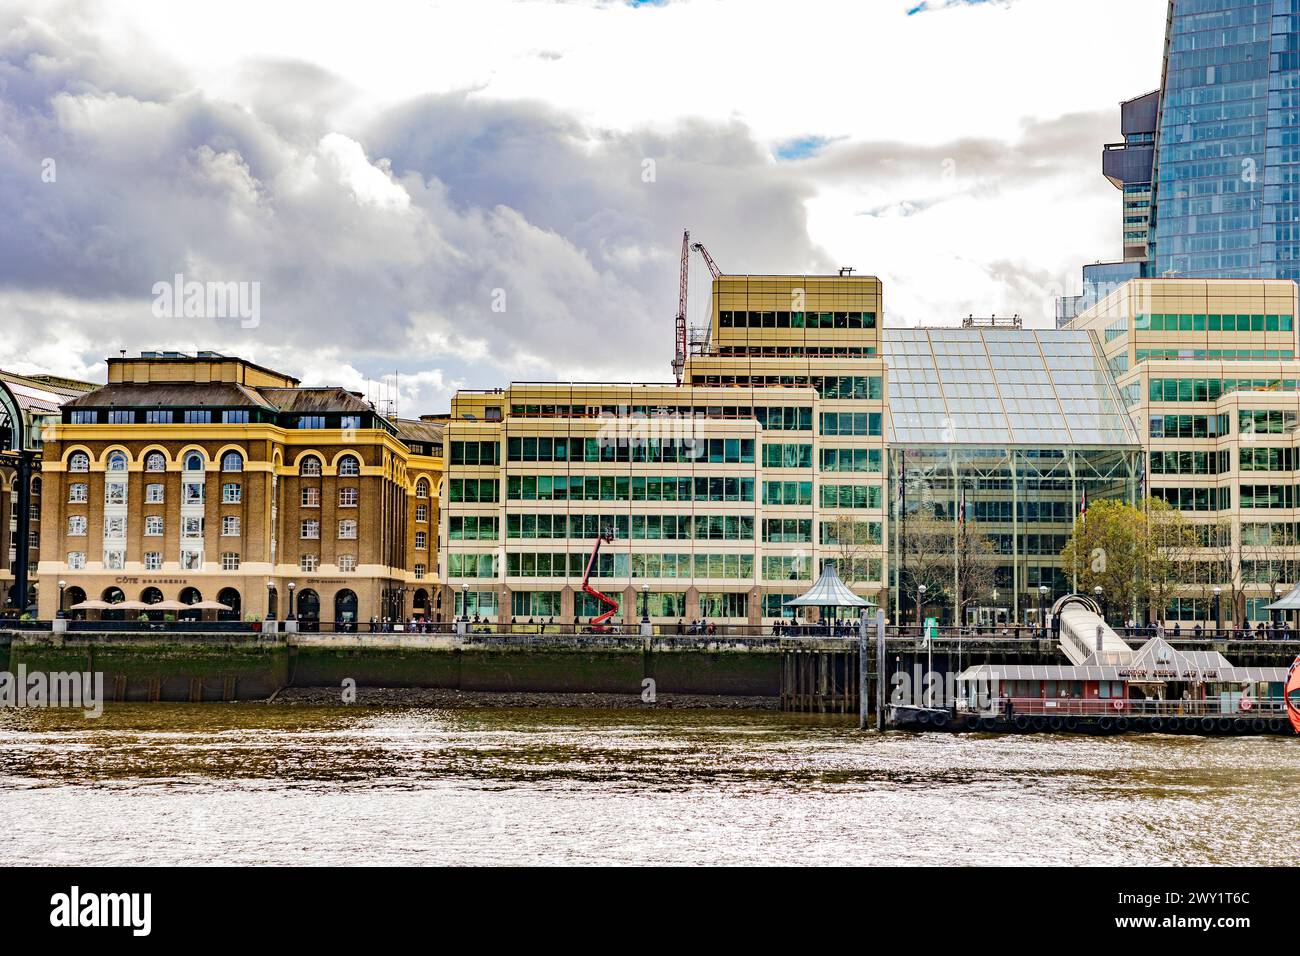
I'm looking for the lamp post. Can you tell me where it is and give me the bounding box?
[992,587,999,629]
[266,579,275,621]
[287,581,296,621]
[641,584,650,624]
[1038,584,1048,640]
[916,583,927,638]
[460,583,469,622]
[1272,583,1282,630]
[57,579,67,620]
[1213,586,1222,635]
[1093,585,1103,624]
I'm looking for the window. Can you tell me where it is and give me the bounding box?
[301,487,320,507]
[338,487,358,507]
[300,554,319,571]
[180,550,203,570]
[299,457,322,476]
[339,554,356,572]
[221,552,240,571]
[415,531,427,550]
[413,563,426,579]
[297,416,325,429]
[340,415,362,430]
[301,519,320,539]
[184,452,205,472]
[415,478,429,498]
[222,483,241,503]
[145,452,166,472]
[103,516,125,537]
[69,452,90,473]
[69,411,97,425]
[415,504,428,523]
[221,410,250,424]
[338,519,357,539]
[67,551,86,570]
[183,483,204,505]
[184,410,212,424]
[68,483,88,503]
[337,455,360,476]
[107,410,133,424]
[104,549,125,570]
[221,452,243,472]
[143,552,162,570]
[67,516,87,536]
[145,516,164,536]
[145,410,173,424]
[183,516,204,538]
[105,482,127,505]
[146,483,164,504]
[222,515,240,536]
[107,451,128,472]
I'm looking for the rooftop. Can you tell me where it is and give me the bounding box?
[883,328,1139,447]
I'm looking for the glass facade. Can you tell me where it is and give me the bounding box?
[883,329,1143,625]
[1151,0,1300,280]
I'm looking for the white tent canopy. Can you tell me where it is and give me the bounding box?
[783,564,874,609]
[1265,585,1300,611]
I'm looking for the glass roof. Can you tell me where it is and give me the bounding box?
[883,329,1140,447]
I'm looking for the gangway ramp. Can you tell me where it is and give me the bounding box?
[1056,601,1133,666]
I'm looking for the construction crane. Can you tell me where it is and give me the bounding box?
[579,526,620,631]
[671,230,724,385]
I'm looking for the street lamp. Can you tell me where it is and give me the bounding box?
[57,579,66,620]
[1093,585,1103,624]
[287,581,296,621]
[1273,583,1282,630]
[266,579,275,620]
[641,583,650,624]
[916,583,927,636]
[1038,585,1049,640]
[1213,586,1223,634]
[460,583,469,622]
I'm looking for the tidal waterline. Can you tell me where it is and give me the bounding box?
[0,705,1294,866]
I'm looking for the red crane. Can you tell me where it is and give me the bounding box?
[579,526,620,631]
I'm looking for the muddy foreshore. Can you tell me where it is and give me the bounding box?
[261,686,780,710]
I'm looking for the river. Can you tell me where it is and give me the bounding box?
[0,705,1293,865]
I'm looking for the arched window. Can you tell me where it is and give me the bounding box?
[141,587,164,605]
[221,451,244,472]
[415,478,429,499]
[337,455,360,477]
[217,587,242,621]
[69,452,90,473]
[184,451,205,472]
[300,456,322,477]
[107,451,128,472]
[145,452,166,472]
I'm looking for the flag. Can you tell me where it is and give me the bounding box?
[1079,488,1087,525]
[958,486,966,526]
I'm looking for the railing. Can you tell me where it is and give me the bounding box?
[987,696,1289,718]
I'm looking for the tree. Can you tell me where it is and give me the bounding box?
[821,514,877,590]
[1058,497,1198,622]
[897,516,954,621]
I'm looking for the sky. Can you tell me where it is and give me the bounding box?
[0,0,1170,414]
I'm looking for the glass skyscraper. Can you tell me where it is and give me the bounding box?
[1149,0,1300,280]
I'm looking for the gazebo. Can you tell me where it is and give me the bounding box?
[1264,585,1300,634]
[783,564,874,629]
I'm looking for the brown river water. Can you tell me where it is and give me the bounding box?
[0,705,1295,866]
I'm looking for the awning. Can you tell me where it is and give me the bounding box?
[783,564,874,609]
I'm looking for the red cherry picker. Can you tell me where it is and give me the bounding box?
[580,526,620,632]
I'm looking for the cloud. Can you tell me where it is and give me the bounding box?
[907,0,1014,14]
[0,3,833,401]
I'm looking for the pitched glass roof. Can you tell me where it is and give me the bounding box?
[883,328,1139,446]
